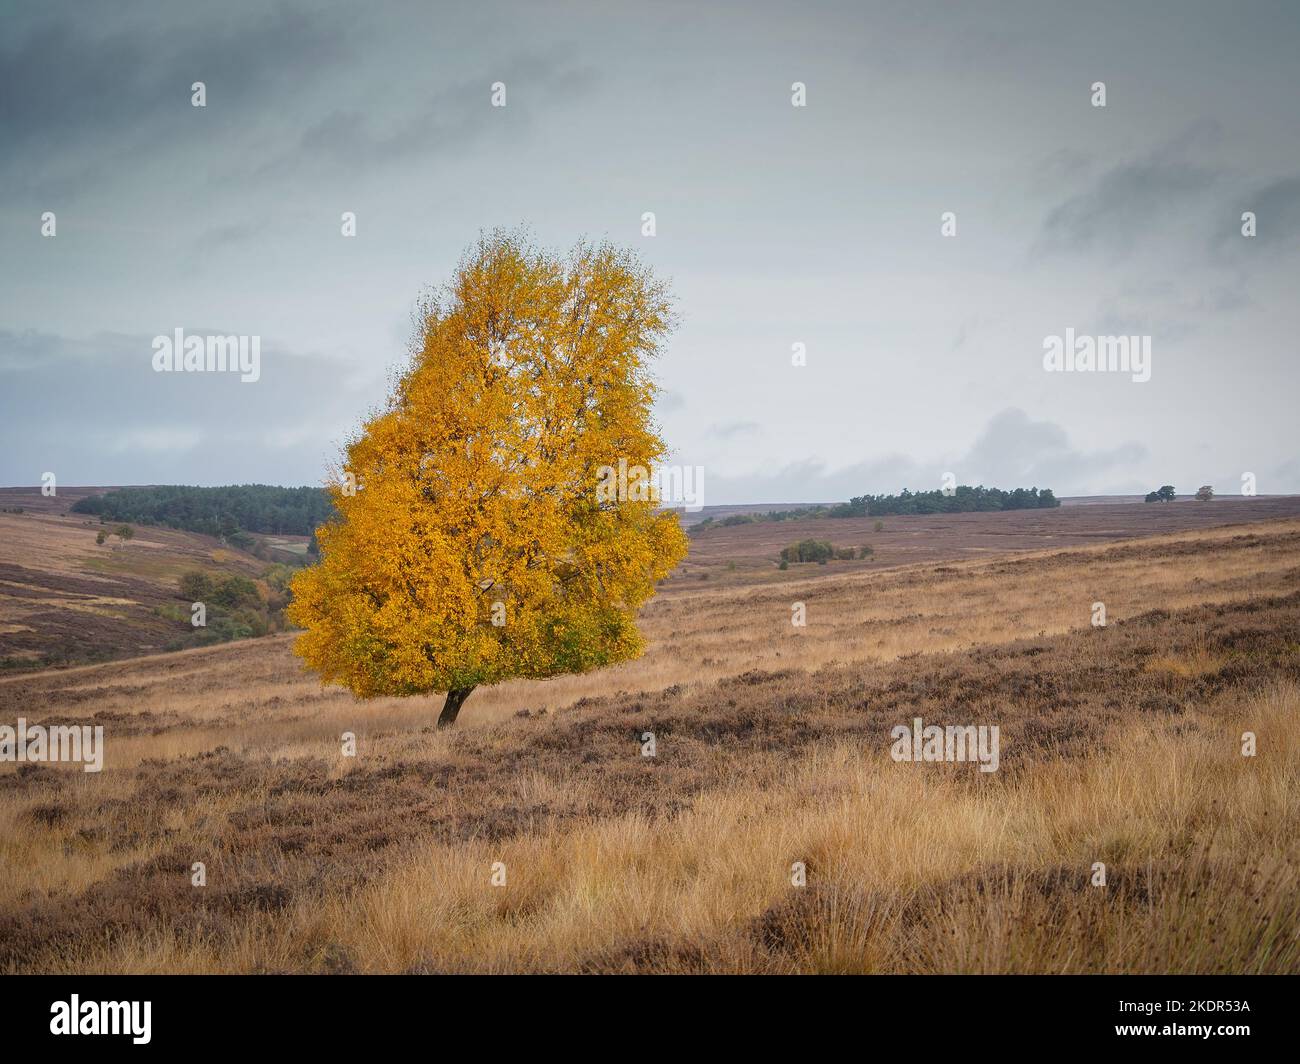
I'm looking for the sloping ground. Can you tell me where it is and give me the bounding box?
[1,519,1298,973]
[677,495,1300,583]
[4,488,1298,672]
[0,505,267,670]
[4,519,1298,728]
[0,486,116,515]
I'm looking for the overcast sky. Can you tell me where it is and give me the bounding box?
[2,0,1297,502]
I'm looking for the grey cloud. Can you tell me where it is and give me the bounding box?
[1035,124,1223,257]
[194,221,266,250]
[1247,176,1300,249]
[1213,175,1300,254]
[261,49,598,177]
[1272,457,1300,489]
[704,410,1147,506]
[656,390,686,413]
[0,3,1294,501]
[1028,148,1096,194]
[0,6,353,194]
[1090,284,1250,345]
[961,409,1146,490]
[708,421,761,439]
[705,454,921,509]
[0,329,381,485]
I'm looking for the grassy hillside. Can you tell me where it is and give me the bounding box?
[671,494,1300,584]
[6,488,1297,670]
[0,489,295,670]
[1,517,1298,973]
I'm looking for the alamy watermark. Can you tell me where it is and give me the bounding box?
[596,458,705,511]
[1043,329,1150,383]
[50,996,150,1044]
[152,329,261,383]
[1,718,104,772]
[890,716,1000,773]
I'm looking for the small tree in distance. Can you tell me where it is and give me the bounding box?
[1144,485,1177,503]
[1196,485,1214,501]
[289,232,688,727]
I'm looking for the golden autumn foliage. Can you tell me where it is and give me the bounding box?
[288,232,688,724]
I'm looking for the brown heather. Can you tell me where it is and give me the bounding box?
[1,515,1298,973]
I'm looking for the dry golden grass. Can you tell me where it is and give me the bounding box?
[2,516,1299,973]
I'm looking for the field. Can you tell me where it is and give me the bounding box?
[6,488,1298,673]
[1,503,1299,972]
[679,494,1300,582]
[0,488,295,670]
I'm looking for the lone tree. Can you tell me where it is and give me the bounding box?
[288,232,688,727]
[1144,485,1177,503]
[1195,485,1214,501]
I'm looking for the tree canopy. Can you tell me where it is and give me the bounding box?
[287,232,688,725]
[830,485,1059,517]
[72,484,333,537]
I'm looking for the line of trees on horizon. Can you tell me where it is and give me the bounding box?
[71,481,1061,544]
[832,485,1060,517]
[692,485,1060,532]
[71,484,335,540]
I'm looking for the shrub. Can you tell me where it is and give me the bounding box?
[212,575,261,610]
[873,520,884,532]
[202,614,256,643]
[858,545,873,559]
[173,568,290,647]
[780,539,835,564]
[834,547,856,560]
[178,571,216,602]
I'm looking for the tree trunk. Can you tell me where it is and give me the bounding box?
[437,687,475,728]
